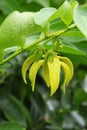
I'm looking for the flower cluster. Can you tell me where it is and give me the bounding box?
[22,53,74,96]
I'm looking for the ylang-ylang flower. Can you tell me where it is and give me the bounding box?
[22,53,74,96]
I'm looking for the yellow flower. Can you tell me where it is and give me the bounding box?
[22,54,74,95]
[47,57,61,96]
[22,55,35,84]
[58,56,74,93]
[29,60,44,91]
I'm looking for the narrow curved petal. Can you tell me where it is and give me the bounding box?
[29,60,44,91]
[48,57,61,96]
[42,62,50,87]
[61,61,72,93]
[58,56,74,77]
[22,55,35,84]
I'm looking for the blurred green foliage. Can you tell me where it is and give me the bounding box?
[0,0,87,130]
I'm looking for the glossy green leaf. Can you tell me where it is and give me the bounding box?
[49,1,73,25]
[0,94,32,127]
[74,5,87,38]
[0,11,45,49]
[0,122,26,130]
[34,7,57,25]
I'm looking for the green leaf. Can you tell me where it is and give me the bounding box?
[71,111,86,127]
[63,115,74,129]
[72,41,87,53]
[68,54,87,69]
[0,49,4,62]
[0,63,11,69]
[0,122,26,130]
[0,94,32,127]
[60,27,87,55]
[74,89,87,105]
[50,19,66,33]
[50,0,65,8]
[33,0,50,7]
[25,34,41,47]
[34,7,57,25]
[74,5,87,38]
[61,29,86,43]
[60,42,86,56]
[0,13,5,24]
[49,1,73,25]
[0,0,21,15]
[0,11,45,49]
[4,47,18,56]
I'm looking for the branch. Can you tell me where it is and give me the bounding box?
[0,24,76,65]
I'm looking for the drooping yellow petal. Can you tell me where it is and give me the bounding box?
[42,62,50,87]
[22,55,35,84]
[58,56,74,77]
[48,57,61,96]
[29,60,44,91]
[61,61,72,93]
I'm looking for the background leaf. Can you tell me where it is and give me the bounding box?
[61,29,86,43]
[0,94,32,127]
[0,11,44,49]
[49,1,73,25]
[0,122,26,130]
[71,111,86,127]
[34,7,57,25]
[33,0,50,7]
[74,5,87,38]
[74,89,87,105]
[0,0,21,15]
[0,50,4,62]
